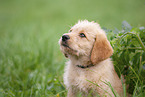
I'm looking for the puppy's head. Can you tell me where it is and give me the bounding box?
[59,20,113,64]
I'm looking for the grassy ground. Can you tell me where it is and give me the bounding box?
[0,0,145,97]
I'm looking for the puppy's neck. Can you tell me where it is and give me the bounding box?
[69,55,92,67]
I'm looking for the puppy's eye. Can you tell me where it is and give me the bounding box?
[69,30,72,32]
[79,33,86,38]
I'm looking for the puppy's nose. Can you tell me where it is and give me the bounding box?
[62,35,70,41]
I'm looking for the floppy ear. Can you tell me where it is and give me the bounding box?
[91,33,113,64]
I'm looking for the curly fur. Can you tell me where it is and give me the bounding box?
[59,20,123,97]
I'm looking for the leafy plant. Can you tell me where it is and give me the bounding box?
[106,21,145,96]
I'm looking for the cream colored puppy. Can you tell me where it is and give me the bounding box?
[59,20,123,97]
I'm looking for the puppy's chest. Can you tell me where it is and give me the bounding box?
[68,69,97,91]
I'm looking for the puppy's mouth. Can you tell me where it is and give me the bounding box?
[62,42,69,47]
[61,42,77,52]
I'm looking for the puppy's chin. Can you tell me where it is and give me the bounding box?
[60,44,79,57]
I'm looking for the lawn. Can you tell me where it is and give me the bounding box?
[0,0,145,97]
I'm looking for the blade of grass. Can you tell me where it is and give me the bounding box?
[100,81,118,97]
[132,80,138,97]
[121,75,126,97]
[129,66,141,83]
[86,79,112,97]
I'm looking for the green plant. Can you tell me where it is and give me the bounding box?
[107,21,145,96]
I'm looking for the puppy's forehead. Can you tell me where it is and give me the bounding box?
[71,20,101,34]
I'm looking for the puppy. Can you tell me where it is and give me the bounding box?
[59,20,123,97]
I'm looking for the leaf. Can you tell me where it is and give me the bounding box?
[132,52,141,68]
[129,44,136,53]
[142,52,145,62]
[124,50,130,64]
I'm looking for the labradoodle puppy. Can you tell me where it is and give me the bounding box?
[59,20,123,97]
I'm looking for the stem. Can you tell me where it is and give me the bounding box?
[139,52,142,74]
[129,66,141,83]
[119,32,135,38]
[121,47,142,50]
[119,32,145,52]
[136,34,145,52]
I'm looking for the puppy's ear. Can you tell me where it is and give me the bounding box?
[91,33,113,64]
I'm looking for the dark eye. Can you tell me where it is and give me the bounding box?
[79,33,86,38]
[69,30,72,32]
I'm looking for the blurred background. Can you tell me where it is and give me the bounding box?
[0,0,145,96]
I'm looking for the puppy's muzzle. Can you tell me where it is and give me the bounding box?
[62,35,70,42]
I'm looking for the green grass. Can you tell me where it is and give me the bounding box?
[0,0,145,97]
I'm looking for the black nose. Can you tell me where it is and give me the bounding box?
[62,35,70,41]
